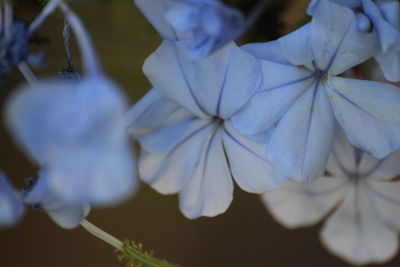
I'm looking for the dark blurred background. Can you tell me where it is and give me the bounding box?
[1,0,399,266]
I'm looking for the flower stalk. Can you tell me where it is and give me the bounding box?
[80,220,179,267]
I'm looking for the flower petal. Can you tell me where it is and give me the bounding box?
[262,176,347,228]
[326,127,360,177]
[143,41,262,118]
[0,173,24,228]
[328,77,400,158]
[231,60,314,135]
[268,83,336,181]
[179,128,233,219]
[135,0,179,40]
[363,0,400,53]
[362,149,400,181]
[311,0,378,74]
[125,88,193,138]
[375,49,400,82]
[241,40,290,64]
[321,185,398,265]
[367,180,400,231]
[222,122,288,193]
[278,23,313,66]
[139,123,214,195]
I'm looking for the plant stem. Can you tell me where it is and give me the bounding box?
[80,219,179,267]
[18,62,38,85]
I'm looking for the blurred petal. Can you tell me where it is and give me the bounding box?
[0,173,24,228]
[25,171,89,229]
[179,128,233,219]
[362,149,400,180]
[231,60,314,135]
[321,185,398,265]
[328,77,400,158]
[311,0,378,74]
[326,127,361,177]
[363,0,400,53]
[222,122,288,193]
[139,123,214,194]
[278,23,313,66]
[268,84,336,181]
[367,180,400,231]
[135,0,179,40]
[262,177,347,228]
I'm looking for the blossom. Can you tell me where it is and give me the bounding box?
[126,40,287,219]
[0,172,24,228]
[262,129,400,265]
[232,0,400,181]
[5,4,137,228]
[6,77,136,220]
[135,0,244,59]
[308,0,400,81]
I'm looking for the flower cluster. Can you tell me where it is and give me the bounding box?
[1,0,400,265]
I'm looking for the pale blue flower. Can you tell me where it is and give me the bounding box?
[232,0,400,181]
[126,40,287,219]
[0,172,24,228]
[308,0,400,81]
[6,77,137,213]
[262,129,400,265]
[135,0,244,59]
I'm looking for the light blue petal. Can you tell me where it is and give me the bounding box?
[0,172,24,228]
[307,0,361,15]
[222,122,288,193]
[311,0,378,74]
[241,40,290,64]
[25,170,89,229]
[362,0,400,53]
[231,60,314,135]
[45,203,89,229]
[378,1,400,30]
[45,136,137,207]
[262,177,347,228]
[268,83,336,181]
[179,128,233,219]
[375,47,400,82]
[135,0,179,40]
[361,149,400,181]
[165,5,199,33]
[278,23,313,66]
[321,186,398,265]
[139,116,210,153]
[144,41,262,118]
[125,88,193,138]
[139,122,214,194]
[328,77,400,158]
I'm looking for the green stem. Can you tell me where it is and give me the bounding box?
[80,219,179,267]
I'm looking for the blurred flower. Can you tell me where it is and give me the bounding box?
[126,40,287,219]
[232,0,400,181]
[308,0,400,81]
[135,0,244,59]
[0,172,24,228]
[262,129,400,265]
[6,76,136,228]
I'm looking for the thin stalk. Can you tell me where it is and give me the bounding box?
[236,0,273,41]
[60,3,102,77]
[3,0,12,39]
[18,62,38,85]
[28,0,63,37]
[63,19,74,69]
[80,219,123,249]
